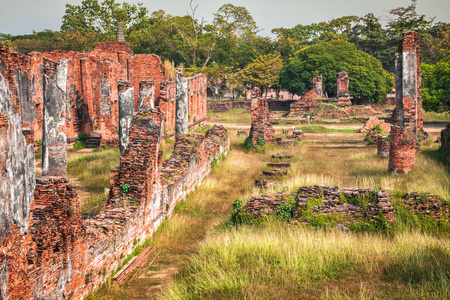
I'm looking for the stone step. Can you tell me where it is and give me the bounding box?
[306,144,368,148]
[271,154,293,159]
[267,163,291,168]
[305,139,365,143]
[85,132,102,148]
[263,169,288,176]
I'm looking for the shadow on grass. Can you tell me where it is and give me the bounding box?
[421,147,450,174]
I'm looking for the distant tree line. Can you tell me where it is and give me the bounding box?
[1,0,449,109]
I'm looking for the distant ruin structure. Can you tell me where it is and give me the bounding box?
[289,73,352,116]
[336,71,351,106]
[248,87,275,145]
[388,31,422,174]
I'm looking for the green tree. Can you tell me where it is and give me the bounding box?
[238,53,283,97]
[279,40,393,103]
[61,0,149,35]
[422,55,450,112]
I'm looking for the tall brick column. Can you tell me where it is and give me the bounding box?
[118,80,134,156]
[139,80,155,112]
[389,31,420,174]
[313,75,323,98]
[336,71,351,106]
[42,58,69,177]
[248,87,275,145]
[175,69,189,135]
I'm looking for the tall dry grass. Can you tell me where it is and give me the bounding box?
[162,222,450,299]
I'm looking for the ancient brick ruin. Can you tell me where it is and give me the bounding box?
[0,39,207,146]
[335,71,351,106]
[242,184,449,226]
[289,73,352,116]
[243,185,394,224]
[389,31,423,174]
[248,88,275,145]
[289,75,323,115]
[0,38,228,298]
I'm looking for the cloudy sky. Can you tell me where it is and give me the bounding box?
[1,0,449,37]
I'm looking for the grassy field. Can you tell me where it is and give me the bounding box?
[77,109,449,299]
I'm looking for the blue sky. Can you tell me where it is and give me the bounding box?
[1,0,449,36]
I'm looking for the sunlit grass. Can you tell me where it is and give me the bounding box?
[67,148,120,213]
[162,222,450,299]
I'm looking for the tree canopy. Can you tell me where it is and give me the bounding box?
[279,40,393,103]
[422,55,450,112]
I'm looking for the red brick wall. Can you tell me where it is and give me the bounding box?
[1,43,207,144]
[249,88,275,144]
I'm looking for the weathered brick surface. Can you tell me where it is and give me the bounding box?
[249,88,275,144]
[243,185,394,224]
[0,63,221,298]
[0,42,207,145]
[377,135,390,158]
[358,117,391,133]
[389,31,422,174]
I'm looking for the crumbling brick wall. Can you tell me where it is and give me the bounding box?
[389,31,422,174]
[243,185,393,223]
[0,63,230,298]
[0,42,207,145]
[249,88,275,145]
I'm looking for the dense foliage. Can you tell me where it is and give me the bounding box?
[422,55,450,112]
[280,40,393,102]
[1,1,448,106]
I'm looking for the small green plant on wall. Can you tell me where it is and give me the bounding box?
[121,183,131,193]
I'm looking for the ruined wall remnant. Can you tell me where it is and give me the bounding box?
[248,88,275,145]
[336,72,351,106]
[109,109,164,202]
[118,80,135,156]
[41,58,69,177]
[0,42,208,144]
[175,69,189,135]
[389,31,422,174]
[0,72,36,240]
[312,75,323,98]
[0,38,215,298]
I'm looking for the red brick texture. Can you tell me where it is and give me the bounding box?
[389,31,422,174]
[0,42,207,145]
[249,88,275,145]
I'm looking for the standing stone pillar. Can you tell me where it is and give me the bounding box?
[118,80,134,156]
[388,31,420,174]
[139,80,155,112]
[42,59,69,177]
[175,69,189,135]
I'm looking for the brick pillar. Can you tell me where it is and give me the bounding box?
[175,69,188,135]
[42,58,68,177]
[336,72,351,106]
[389,31,420,174]
[313,75,323,98]
[139,80,155,112]
[377,135,389,158]
[118,80,134,156]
